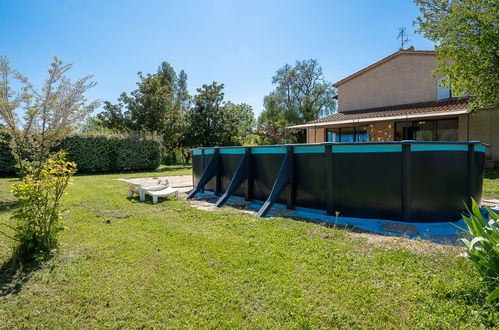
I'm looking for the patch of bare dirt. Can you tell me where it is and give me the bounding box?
[116,175,193,193]
[348,231,462,254]
[185,195,463,253]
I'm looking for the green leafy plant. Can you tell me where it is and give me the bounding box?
[456,199,499,304]
[1,152,76,256]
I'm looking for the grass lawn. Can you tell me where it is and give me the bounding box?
[484,169,499,200]
[0,165,497,327]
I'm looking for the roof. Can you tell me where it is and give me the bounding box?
[333,48,436,87]
[288,98,469,129]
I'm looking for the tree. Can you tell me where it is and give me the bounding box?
[257,59,337,144]
[0,56,99,166]
[414,0,499,111]
[80,116,113,133]
[223,102,256,145]
[0,56,97,256]
[97,61,189,150]
[183,82,255,150]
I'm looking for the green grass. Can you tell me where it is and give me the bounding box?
[0,166,497,328]
[484,169,499,200]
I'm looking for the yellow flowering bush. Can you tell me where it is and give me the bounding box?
[10,152,76,256]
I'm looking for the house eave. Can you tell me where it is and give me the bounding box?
[287,109,469,130]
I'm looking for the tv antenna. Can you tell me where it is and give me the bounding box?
[397,27,409,50]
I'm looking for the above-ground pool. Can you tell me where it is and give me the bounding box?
[190,141,485,223]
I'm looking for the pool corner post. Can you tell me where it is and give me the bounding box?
[402,142,412,222]
[214,148,221,195]
[467,143,475,209]
[286,146,295,210]
[244,147,252,201]
[325,144,334,216]
[201,149,205,193]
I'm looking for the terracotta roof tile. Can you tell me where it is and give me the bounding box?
[304,98,469,125]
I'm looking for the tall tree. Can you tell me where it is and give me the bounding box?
[257,59,336,144]
[97,61,189,150]
[183,82,255,150]
[0,56,99,166]
[223,102,256,145]
[414,0,499,111]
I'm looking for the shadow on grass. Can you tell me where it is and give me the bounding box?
[0,173,18,179]
[126,194,180,205]
[0,252,48,297]
[0,201,18,214]
[485,169,499,180]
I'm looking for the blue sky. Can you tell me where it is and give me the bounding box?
[0,0,434,117]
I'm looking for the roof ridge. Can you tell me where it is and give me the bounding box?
[333,49,436,87]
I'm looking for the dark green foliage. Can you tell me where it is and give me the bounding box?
[97,61,189,151]
[183,82,255,148]
[0,133,16,173]
[97,62,255,156]
[161,149,190,165]
[59,134,161,173]
[414,0,499,111]
[0,133,161,174]
[257,59,337,144]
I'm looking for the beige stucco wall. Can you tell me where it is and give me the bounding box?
[458,109,499,161]
[337,54,439,112]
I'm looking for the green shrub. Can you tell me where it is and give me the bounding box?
[59,133,161,173]
[457,200,499,304]
[114,135,161,171]
[161,149,191,165]
[0,133,16,173]
[8,152,76,256]
[59,134,114,172]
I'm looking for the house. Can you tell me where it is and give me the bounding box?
[288,47,499,168]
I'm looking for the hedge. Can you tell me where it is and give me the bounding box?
[0,133,16,173]
[0,133,161,174]
[59,134,161,173]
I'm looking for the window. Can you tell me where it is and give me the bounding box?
[395,122,415,141]
[436,118,458,141]
[326,126,370,142]
[414,120,435,141]
[356,127,370,142]
[338,127,355,142]
[327,130,338,142]
[394,118,458,141]
[437,77,452,100]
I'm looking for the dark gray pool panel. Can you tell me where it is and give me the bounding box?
[190,142,486,223]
